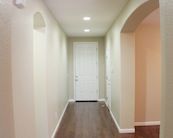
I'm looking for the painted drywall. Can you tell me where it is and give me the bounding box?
[0,0,68,138]
[106,0,149,129]
[135,23,161,123]
[160,0,173,137]
[0,1,15,137]
[46,14,68,138]
[106,31,121,125]
[33,27,49,138]
[68,37,106,100]
[11,1,68,137]
[120,32,135,129]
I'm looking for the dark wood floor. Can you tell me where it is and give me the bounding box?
[55,102,160,138]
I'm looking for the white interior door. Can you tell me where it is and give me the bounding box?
[106,46,112,109]
[74,42,99,101]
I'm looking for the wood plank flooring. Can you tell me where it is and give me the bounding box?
[55,102,159,138]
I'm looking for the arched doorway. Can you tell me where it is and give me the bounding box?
[135,8,161,128]
[120,0,160,132]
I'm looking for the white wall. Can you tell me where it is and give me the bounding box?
[68,37,106,100]
[160,0,173,137]
[120,33,135,128]
[106,0,148,129]
[34,28,49,138]
[106,31,121,124]
[0,0,68,138]
[46,16,68,137]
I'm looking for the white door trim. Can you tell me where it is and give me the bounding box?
[73,42,99,101]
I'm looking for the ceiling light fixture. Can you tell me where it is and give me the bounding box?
[84,29,90,32]
[83,17,91,21]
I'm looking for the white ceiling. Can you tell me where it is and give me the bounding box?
[44,0,129,37]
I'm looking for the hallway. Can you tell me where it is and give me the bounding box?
[1,0,173,138]
[55,102,159,138]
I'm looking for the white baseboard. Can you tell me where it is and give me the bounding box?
[119,128,135,133]
[69,99,106,102]
[109,110,135,134]
[68,99,76,102]
[135,121,160,126]
[98,98,106,102]
[51,101,69,138]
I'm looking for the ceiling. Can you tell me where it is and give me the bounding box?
[44,0,129,37]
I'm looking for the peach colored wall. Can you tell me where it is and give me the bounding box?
[135,23,161,123]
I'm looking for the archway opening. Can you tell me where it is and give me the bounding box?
[120,0,161,135]
[134,8,161,131]
[34,12,46,30]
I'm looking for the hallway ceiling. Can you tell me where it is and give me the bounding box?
[44,0,129,37]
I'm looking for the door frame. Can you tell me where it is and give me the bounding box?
[73,42,99,101]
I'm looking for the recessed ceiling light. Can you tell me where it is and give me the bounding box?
[83,17,91,21]
[84,29,90,32]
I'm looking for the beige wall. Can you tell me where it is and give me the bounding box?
[106,0,148,129]
[34,27,49,138]
[160,0,173,137]
[135,23,161,123]
[120,33,135,128]
[0,0,68,138]
[68,37,106,100]
[0,1,15,137]
[11,0,68,137]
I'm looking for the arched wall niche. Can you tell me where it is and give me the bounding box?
[33,12,46,30]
